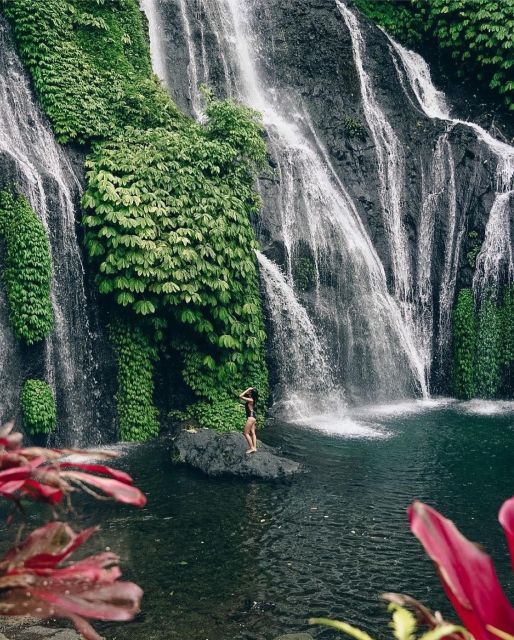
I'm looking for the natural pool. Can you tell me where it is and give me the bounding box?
[8,399,514,640]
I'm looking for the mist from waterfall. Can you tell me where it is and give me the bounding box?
[0,18,101,446]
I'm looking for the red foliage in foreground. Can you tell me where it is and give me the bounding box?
[0,421,146,638]
[0,421,146,508]
[409,499,514,640]
[0,521,142,640]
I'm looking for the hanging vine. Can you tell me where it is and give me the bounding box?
[451,289,477,399]
[0,190,53,345]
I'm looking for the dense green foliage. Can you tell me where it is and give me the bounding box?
[83,98,269,430]
[20,379,57,435]
[83,100,266,325]
[354,0,514,111]
[500,286,514,393]
[352,0,426,46]
[5,0,269,433]
[0,191,53,344]
[501,287,514,367]
[109,318,159,442]
[475,296,501,398]
[452,288,476,399]
[451,287,514,399]
[1,0,181,142]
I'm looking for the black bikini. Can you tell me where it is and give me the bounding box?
[245,402,255,419]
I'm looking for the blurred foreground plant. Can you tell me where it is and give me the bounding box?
[312,496,514,640]
[311,594,467,640]
[0,421,146,639]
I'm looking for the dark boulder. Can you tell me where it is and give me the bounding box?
[172,428,301,480]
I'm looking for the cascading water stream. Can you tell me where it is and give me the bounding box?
[256,252,337,417]
[142,0,429,410]
[0,18,101,446]
[140,0,169,84]
[389,38,514,302]
[337,2,411,311]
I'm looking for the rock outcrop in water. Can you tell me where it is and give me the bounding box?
[173,428,301,479]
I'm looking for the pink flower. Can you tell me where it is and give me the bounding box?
[409,500,514,640]
[0,422,146,508]
[0,521,143,640]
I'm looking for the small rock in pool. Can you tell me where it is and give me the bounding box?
[172,428,301,480]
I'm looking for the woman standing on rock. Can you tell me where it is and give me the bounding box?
[239,387,258,454]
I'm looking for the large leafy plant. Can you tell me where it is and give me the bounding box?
[0,190,53,345]
[312,496,514,640]
[83,98,269,431]
[0,420,146,639]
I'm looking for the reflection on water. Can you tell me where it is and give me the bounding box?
[3,402,514,640]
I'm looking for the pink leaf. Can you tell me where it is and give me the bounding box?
[59,463,134,485]
[409,501,514,640]
[61,471,147,507]
[2,522,98,570]
[499,498,514,572]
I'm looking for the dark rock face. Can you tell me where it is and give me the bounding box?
[173,428,302,479]
[273,635,314,640]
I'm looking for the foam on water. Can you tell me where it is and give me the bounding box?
[351,397,456,419]
[459,400,514,416]
[288,412,390,440]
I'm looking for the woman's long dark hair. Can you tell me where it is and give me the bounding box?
[250,387,259,407]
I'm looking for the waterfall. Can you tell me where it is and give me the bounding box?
[337,2,411,311]
[389,37,514,301]
[177,0,203,118]
[142,0,429,409]
[256,252,336,417]
[140,0,169,84]
[435,137,462,379]
[0,18,101,446]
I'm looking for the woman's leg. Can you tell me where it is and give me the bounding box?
[251,422,257,451]
[243,420,254,453]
